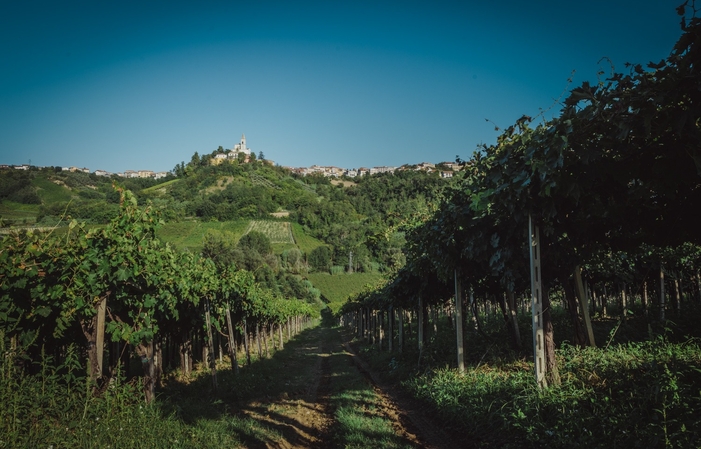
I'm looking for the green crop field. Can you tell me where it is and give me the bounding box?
[305,272,384,313]
[157,220,249,252]
[0,201,40,224]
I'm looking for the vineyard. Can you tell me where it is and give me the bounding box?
[1,3,701,448]
[245,220,295,244]
[336,6,701,448]
[0,189,316,408]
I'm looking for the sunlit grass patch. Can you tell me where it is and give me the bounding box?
[306,272,384,313]
[291,222,325,254]
[33,175,73,203]
[325,329,416,449]
[157,220,249,252]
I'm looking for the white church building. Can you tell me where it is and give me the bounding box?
[211,134,253,165]
[229,134,251,159]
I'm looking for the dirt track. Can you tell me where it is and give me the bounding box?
[237,325,461,448]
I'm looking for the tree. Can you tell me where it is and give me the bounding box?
[202,230,239,268]
[308,246,332,272]
[238,230,272,256]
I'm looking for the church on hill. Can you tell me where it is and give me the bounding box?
[232,134,251,157]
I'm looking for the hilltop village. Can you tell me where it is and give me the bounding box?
[1,133,461,179]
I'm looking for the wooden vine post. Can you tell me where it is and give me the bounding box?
[417,296,424,366]
[225,304,239,374]
[95,296,107,378]
[574,266,596,347]
[454,268,465,373]
[204,297,218,391]
[529,214,547,388]
[397,307,404,352]
[660,263,666,321]
[388,306,393,352]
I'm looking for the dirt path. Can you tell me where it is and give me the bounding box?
[236,325,461,448]
[236,330,333,448]
[341,339,463,449]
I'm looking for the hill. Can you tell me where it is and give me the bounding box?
[2,154,453,279]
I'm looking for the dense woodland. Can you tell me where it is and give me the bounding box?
[1,3,701,448]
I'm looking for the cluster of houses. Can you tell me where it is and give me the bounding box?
[285,161,460,179]
[0,164,168,179]
[207,133,462,179]
[2,133,464,181]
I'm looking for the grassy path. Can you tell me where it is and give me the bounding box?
[156,318,458,448]
[206,323,421,448]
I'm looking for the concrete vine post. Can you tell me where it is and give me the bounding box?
[529,213,547,388]
[454,269,465,373]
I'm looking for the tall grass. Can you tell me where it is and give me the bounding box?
[0,338,277,448]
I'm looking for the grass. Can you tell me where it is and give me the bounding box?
[157,220,249,252]
[157,219,326,256]
[325,328,416,448]
[349,305,701,449]
[306,272,384,313]
[141,178,181,195]
[33,175,73,203]
[0,201,40,223]
[291,222,325,254]
[0,342,274,449]
[2,315,418,448]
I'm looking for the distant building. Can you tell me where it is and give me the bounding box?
[228,134,251,162]
[212,153,228,165]
[415,162,435,172]
[369,166,397,175]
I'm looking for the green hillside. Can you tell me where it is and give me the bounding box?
[33,175,73,203]
[157,220,249,253]
[305,272,383,313]
[290,222,325,254]
[3,155,450,287]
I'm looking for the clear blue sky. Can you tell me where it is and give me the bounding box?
[0,0,683,173]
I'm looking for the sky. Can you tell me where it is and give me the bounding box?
[0,0,684,173]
